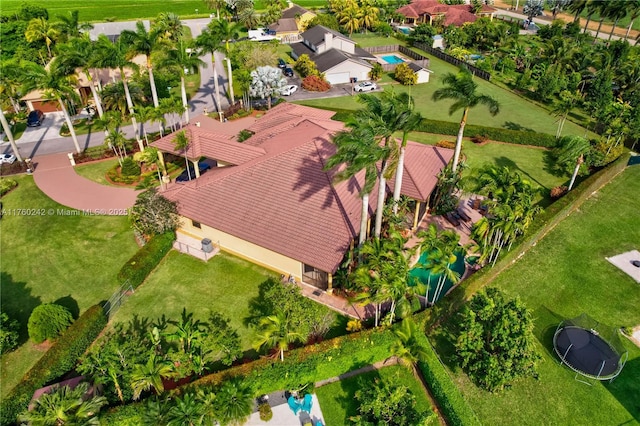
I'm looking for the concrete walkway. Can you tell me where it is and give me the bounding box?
[32,153,139,212]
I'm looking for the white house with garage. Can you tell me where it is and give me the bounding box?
[290,25,375,85]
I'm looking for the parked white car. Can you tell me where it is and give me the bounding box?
[281,85,298,96]
[0,154,16,164]
[354,81,377,92]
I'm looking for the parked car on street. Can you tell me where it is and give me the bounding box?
[0,154,17,164]
[176,161,212,182]
[27,110,45,127]
[283,66,294,77]
[281,85,298,96]
[354,81,377,92]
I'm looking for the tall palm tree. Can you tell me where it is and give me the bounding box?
[566,0,588,22]
[204,0,226,20]
[582,0,600,32]
[21,61,82,153]
[131,353,177,400]
[56,10,93,40]
[194,25,224,66]
[24,17,60,58]
[55,35,105,118]
[0,109,22,162]
[593,1,611,40]
[207,19,241,54]
[214,378,253,426]
[135,105,159,145]
[360,0,379,32]
[605,0,629,41]
[625,0,640,39]
[339,4,362,36]
[18,383,107,425]
[154,12,184,44]
[160,96,184,131]
[556,135,591,191]
[174,130,192,180]
[158,41,205,124]
[391,318,429,376]
[552,90,577,138]
[324,123,388,246]
[432,67,500,173]
[0,59,24,113]
[253,311,303,361]
[121,21,163,108]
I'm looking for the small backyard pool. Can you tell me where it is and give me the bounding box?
[382,55,405,64]
[409,249,467,304]
[397,26,412,35]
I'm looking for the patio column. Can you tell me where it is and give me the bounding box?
[327,273,333,294]
[413,201,421,231]
[158,151,166,172]
[192,159,200,178]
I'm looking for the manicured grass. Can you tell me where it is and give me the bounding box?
[316,365,435,426]
[431,165,640,425]
[350,33,405,48]
[0,0,327,22]
[109,250,278,350]
[74,158,120,187]
[0,175,138,397]
[296,51,588,137]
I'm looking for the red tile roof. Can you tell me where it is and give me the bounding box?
[397,0,495,26]
[161,103,451,273]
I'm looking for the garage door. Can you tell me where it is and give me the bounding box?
[31,101,60,112]
[326,72,350,85]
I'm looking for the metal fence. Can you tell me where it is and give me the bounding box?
[103,280,134,317]
[412,42,492,81]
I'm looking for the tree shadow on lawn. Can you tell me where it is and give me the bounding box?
[493,156,548,191]
[532,305,566,359]
[542,150,567,179]
[604,355,640,423]
[0,272,42,345]
[333,366,383,424]
[503,121,535,133]
[53,295,80,320]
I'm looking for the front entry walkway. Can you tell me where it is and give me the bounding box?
[32,153,139,212]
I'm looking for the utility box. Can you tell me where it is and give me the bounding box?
[201,238,213,253]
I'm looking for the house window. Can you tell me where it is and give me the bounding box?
[302,264,328,290]
[192,220,201,229]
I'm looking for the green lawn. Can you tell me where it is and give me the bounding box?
[0,0,327,22]
[109,250,278,350]
[316,364,436,426]
[431,165,640,425]
[74,158,120,186]
[0,176,138,398]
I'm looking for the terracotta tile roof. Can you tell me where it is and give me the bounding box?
[397,0,494,26]
[162,103,449,273]
[150,125,265,165]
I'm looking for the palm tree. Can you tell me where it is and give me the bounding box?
[339,4,362,36]
[556,135,591,191]
[24,17,60,58]
[432,67,500,173]
[21,61,82,153]
[207,19,241,54]
[604,0,629,41]
[204,0,226,20]
[154,12,184,43]
[391,318,429,376]
[100,81,144,120]
[593,1,611,40]
[167,392,205,426]
[55,35,105,118]
[552,90,577,138]
[214,378,253,426]
[194,25,224,65]
[0,109,23,162]
[121,21,163,108]
[160,96,184,131]
[566,0,588,22]
[56,10,93,40]
[324,123,388,246]
[582,0,600,32]
[158,41,205,124]
[131,353,177,400]
[360,0,380,32]
[253,311,303,361]
[135,105,159,145]
[166,309,207,357]
[625,0,640,39]
[174,130,192,180]
[0,59,24,113]
[18,382,107,425]
[141,146,166,185]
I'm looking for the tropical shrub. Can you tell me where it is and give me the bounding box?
[1,305,107,426]
[18,383,107,425]
[0,312,20,354]
[294,54,320,78]
[455,288,540,391]
[301,75,331,92]
[237,129,254,142]
[436,140,456,149]
[369,62,383,81]
[27,303,73,343]
[0,178,18,196]
[394,62,417,85]
[258,402,273,421]
[120,157,141,177]
[117,231,175,288]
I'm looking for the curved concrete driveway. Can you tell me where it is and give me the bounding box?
[33,153,139,212]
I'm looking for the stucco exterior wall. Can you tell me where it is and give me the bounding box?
[178,217,303,281]
[325,60,371,84]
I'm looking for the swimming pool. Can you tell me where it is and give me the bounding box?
[382,55,405,64]
[397,26,412,35]
[409,249,466,304]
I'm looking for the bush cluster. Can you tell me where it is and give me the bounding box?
[1,305,107,426]
[0,312,19,354]
[436,140,456,149]
[117,231,175,289]
[27,303,73,343]
[0,178,18,196]
[301,75,331,92]
[237,129,254,142]
[120,157,141,177]
[258,403,273,421]
[394,62,418,85]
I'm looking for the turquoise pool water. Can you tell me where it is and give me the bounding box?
[397,27,411,35]
[382,55,405,64]
[409,249,466,303]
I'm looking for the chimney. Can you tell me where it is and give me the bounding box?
[324,32,333,50]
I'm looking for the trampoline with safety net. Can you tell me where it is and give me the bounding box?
[553,314,628,384]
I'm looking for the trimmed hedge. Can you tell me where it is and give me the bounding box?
[1,305,107,426]
[117,232,175,289]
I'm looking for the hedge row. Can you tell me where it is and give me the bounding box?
[427,152,631,327]
[325,107,558,147]
[1,305,107,425]
[117,232,175,289]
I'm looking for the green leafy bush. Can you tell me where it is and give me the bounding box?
[394,62,418,85]
[237,129,254,142]
[27,304,73,343]
[0,178,18,196]
[120,157,141,177]
[258,402,273,421]
[0,312,20,354]
[369,63,384,81]
[117,231,175,289]
[129,189,179,236]
[1,305,107,426]
[294,54,321,78]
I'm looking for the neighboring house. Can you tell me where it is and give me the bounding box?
[88,20,151,42]
[268,2,317,43]
[152,103,453,291]
[290,25,375,84]
[408,62,433,84]
[396,0,496,26]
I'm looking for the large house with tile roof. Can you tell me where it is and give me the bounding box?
[290,26,375,85]
[396,0,496,27]
[151,103,453,291]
